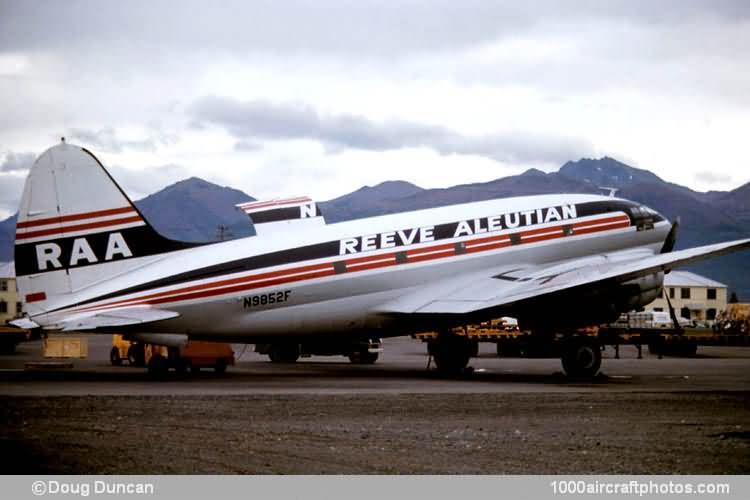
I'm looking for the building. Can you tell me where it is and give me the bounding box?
[646,271,727,325]
[0,262,23,325]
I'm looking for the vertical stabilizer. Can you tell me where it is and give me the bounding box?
[14,142,195,316]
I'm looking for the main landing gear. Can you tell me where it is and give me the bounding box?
[560,336,602,379]
[428,333,476,375]
[428,331,602,379]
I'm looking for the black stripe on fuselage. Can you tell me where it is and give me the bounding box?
[66,199,652,310]
[250,205,322,224]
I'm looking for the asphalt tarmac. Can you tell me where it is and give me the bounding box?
[1,335,749,473]
[1,334,749,395]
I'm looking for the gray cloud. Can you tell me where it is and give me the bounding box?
[0,160,191,219]
[66,127,178,154]
[108,164,192,201]
[694,170,733,186]
[190,96,593,165]
[0,173,25,217]
[2,1,748,59]
[0,152,35,173]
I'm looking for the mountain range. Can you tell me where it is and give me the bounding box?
[2,157,748,298]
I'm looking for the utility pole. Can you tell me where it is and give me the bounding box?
[215,224,232,242]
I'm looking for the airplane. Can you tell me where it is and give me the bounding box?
[12,141,750,378]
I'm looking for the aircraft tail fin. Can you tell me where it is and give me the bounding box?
[14,142,195,316]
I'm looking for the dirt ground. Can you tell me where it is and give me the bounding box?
[1,392,748,474]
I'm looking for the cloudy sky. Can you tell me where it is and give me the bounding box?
[1,0,749,219]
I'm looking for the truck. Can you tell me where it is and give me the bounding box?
[110,335,235,374]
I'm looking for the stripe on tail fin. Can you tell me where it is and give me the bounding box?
[237,196,325,235]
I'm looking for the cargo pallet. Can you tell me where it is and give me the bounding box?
[413,325,750,359]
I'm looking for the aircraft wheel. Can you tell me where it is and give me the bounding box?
[561,336,601,379]
[431,335,472,375]
[147,353,169,377]
[109,347,122,366]
[268,343,300,363]
[348,351,379,364]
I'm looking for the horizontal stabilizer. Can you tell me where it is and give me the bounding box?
[9,317,40,329]
[56,306,180,331]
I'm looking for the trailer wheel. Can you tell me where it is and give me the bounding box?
[683,341,698,357]
[215,360,228,373]
[268,343,300,363]
[147,353,169,377]
[127,344,145,366]
[348,351,379,364]
[174,359,188,373]
[0,342,17,354]
[109,347,122,366]
[561,336,601,379]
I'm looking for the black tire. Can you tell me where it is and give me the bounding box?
[174,359,188,373]
[0,342,17,354]
[109,346,122,366]
[147,353,169,377]
[683,341,698,357]
[430,335,472,375]
[190,362,201,373]
[268,343,300,363]
[561,336,602,379]
[348,351,379,364]
[214,359,228,373]
[127,344,145,366]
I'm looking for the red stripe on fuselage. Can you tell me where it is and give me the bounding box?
[66,214,634,314]
[73,261,335,313]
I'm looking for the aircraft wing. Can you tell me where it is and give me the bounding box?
[378,238,750,315]
[54,306,180,331]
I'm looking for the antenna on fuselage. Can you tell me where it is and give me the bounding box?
[599,186,618,198]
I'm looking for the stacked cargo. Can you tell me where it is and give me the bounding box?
[713,304,750,335]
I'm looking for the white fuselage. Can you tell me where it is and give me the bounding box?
[36,193,670,340]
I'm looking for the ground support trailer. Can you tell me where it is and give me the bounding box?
[254,338,383,364]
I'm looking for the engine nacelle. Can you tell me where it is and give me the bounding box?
[617,271,665,310]
[514,271,665,331]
